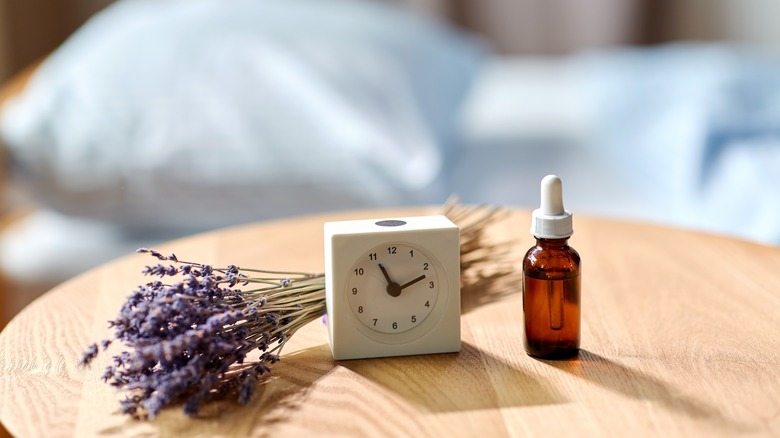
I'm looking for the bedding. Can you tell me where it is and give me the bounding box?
[454,45,780,245]
[1,0,484,231]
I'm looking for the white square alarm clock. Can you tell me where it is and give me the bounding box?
[324,215,461,360]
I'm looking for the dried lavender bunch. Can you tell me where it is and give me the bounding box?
[80,249,325,419]
[443,198,517,311]
[443,197,512,274]
[80,203,512,419]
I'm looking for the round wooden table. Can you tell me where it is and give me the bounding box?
[1,207,779,437]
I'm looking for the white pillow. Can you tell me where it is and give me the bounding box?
[1,0,485,230]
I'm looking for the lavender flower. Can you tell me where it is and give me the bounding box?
[80,251,326,419]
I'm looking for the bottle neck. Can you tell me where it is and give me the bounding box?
[535,237,569,248]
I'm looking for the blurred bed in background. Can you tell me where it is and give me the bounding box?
[1,0,780,325]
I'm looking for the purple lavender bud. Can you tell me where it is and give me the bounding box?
[227,275,238,288]
[238,378,255,405]
[79,343,99,367]
[260,353,280,364]
[183,394,201,417]
[254,363,271,374]
[143,397,163,419]
[172,297,188,313]
[120,398,138,415]
[101,365,115,382]
[201,374,217,390]
[244,306,259,321]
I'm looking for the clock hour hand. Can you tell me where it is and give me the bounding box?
[400,274,426,290]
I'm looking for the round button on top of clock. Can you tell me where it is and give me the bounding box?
[375,220,407,227]
[347,242,439,334]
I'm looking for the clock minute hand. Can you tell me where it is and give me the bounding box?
[379,264,404,297]
[400,274,426,290]
[378,263,394,285]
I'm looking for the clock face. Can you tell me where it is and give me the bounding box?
[346,242,440,334]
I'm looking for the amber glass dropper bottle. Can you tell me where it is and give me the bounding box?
[523,175,581,359]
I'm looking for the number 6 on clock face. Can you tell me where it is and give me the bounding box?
[325,216,461,360]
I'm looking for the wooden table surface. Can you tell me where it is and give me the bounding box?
[1,206,779,437]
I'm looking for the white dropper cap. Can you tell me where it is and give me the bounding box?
[531,175,573,239]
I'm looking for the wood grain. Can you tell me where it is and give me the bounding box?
[1,207,780,437]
